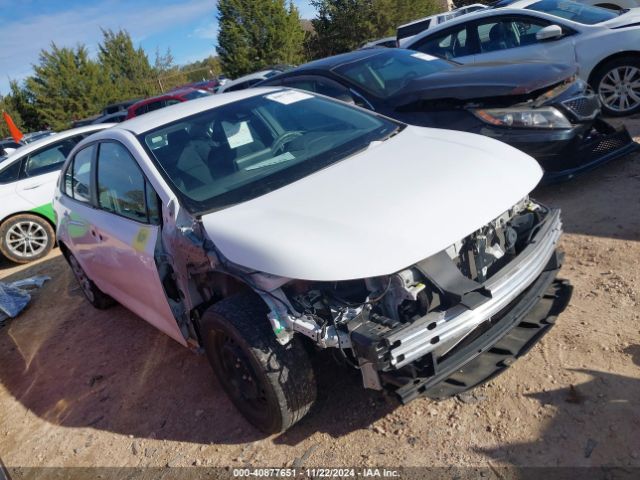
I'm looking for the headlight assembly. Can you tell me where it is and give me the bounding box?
[472,106,572,129]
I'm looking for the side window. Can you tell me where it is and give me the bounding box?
[477,17,551,53]
[165,99,181,107]
[414,26,470,59]
[97,142,156,224]
[0,160,23,185]
[512,18,553,46]
[25,138,78,177]
[146,101,165,113]
[134,104,148,116]
[67,145,94,203]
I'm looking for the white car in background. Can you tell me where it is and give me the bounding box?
[0,124,112,263]
[217,69,287,93]
[53,88,571,433]
[402,0,640,115]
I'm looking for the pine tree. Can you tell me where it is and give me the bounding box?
[307,0,376,58]
[306,0,442,58]
[217,0,306,78]
[26,44,108,130]
[98,29,156,100]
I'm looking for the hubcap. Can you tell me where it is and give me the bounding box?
[69,256,95,302]
[5,221,48,258]
[598,66,640,113]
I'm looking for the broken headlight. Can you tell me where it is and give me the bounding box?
[472,106,572,129]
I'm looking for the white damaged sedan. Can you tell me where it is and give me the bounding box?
[53,88,572,433]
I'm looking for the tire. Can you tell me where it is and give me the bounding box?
[590,56,640,117]
[0,214,55,264]
[200,293,317,433]
[66,252,115,309]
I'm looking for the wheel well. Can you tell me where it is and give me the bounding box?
[588,51,640,86]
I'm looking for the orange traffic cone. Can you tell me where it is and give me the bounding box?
[2,111,23,143]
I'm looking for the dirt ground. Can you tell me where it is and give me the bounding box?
[0,117,639,473]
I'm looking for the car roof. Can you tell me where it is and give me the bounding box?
[400,4,554,46]
[115,87,284,135]
[283,49,393,73]
[0,124,114,167]
[128,88,202,109]
[220,70,279,91]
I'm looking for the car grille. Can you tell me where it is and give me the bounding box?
[561,95,600,121]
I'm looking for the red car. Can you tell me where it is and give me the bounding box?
[126,88,211,119]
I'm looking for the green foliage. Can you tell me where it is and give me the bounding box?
[181,56,223,82]
[98,29,156,101]
[306,0,443,58]
[217,0,306,78]
[25,44,108,130]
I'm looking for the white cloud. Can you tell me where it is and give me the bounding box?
[0,0,214,93]
[192,20,219,40]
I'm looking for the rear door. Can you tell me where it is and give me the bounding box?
[89,140,186,345]
[15,136,81,219]
[469,14,577,66]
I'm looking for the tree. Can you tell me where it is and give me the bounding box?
[217,0,306,78]
[154,46,176,73]
[25,44,107,130]
[306,0,376,59]
[306,0,442,58]
[98,29,155,100]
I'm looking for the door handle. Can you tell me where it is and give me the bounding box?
[22,184,44,190]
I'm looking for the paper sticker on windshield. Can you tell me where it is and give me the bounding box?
[266,90,313,105]
[223,121,253,149]
[411,52,438,62]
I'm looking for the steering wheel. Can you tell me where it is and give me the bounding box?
[271,131,304,155]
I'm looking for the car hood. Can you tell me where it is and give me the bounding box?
[602,8,640,28]
[387,62,576,107]
[201,126,542,281]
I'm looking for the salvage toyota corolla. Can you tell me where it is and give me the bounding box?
[53,88,572,433]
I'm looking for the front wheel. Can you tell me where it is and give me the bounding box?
[591,57,640,116]
[200,293,317,433]
[0,214,55,264]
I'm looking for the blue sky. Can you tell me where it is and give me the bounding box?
[0,0,316,96]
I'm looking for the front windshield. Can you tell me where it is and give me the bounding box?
[333,50,455,98]
[141,91,400,213]
[526,0,619,24]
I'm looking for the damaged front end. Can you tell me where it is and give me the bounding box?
[175,198,571,401]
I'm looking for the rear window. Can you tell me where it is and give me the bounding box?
[0,160,22,184]
[397,18,432,40]
[181,90,211,100]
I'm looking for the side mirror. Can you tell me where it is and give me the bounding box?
[335,91,356,105]
[536,24,563,41]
